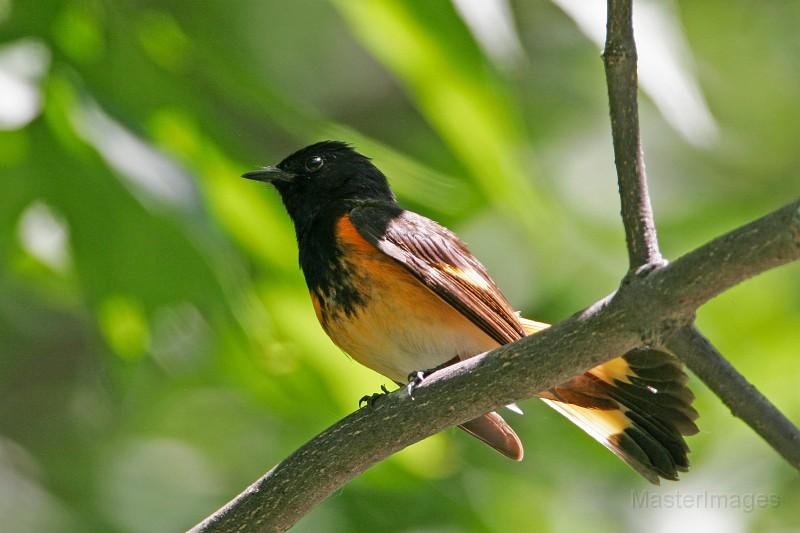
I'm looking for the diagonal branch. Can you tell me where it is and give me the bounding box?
[651,200,800,309]
[190,199,800,533]
[667,326,800,468]
[603,0,661,267]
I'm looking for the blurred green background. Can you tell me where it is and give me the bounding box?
[1,1,798,532]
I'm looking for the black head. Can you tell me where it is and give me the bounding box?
[242,141,395,233]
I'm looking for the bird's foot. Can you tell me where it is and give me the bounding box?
[406,357,461,398]
[359,384,391,408]
[406,371,427,398]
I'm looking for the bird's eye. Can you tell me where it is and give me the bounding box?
[305,155,324,172]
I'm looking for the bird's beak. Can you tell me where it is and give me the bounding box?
[241,166,295,183]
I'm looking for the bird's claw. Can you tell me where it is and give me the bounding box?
[359,384,391,408]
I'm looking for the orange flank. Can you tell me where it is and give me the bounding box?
[310,291,324,324]
[314,214,498,383]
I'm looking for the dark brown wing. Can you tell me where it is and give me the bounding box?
[348,203,525,345]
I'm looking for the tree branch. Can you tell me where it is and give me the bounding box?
[667,326,800,468]
[190,199,800,533]
[603,0,661,267]
[651,200,800,309]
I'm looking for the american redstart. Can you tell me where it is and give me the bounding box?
[243,141,698,483]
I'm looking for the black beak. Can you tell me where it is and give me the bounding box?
[241,166,295,183]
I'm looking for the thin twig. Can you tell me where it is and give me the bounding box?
[667,326,800,468]
[603,0,661,267]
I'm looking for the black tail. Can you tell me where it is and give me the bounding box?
[522,319,699,483]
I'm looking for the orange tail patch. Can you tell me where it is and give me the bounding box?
[520,317,698,483]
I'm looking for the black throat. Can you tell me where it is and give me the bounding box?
[293,200,378,319]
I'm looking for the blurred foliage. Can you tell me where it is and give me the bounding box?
[0,1,798,532]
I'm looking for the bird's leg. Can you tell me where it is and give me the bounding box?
[358,384,391,408]
[406,356,460,397]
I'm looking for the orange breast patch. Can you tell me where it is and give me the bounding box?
[336,214,376,254]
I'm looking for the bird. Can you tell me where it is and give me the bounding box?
[243,140,699,483]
